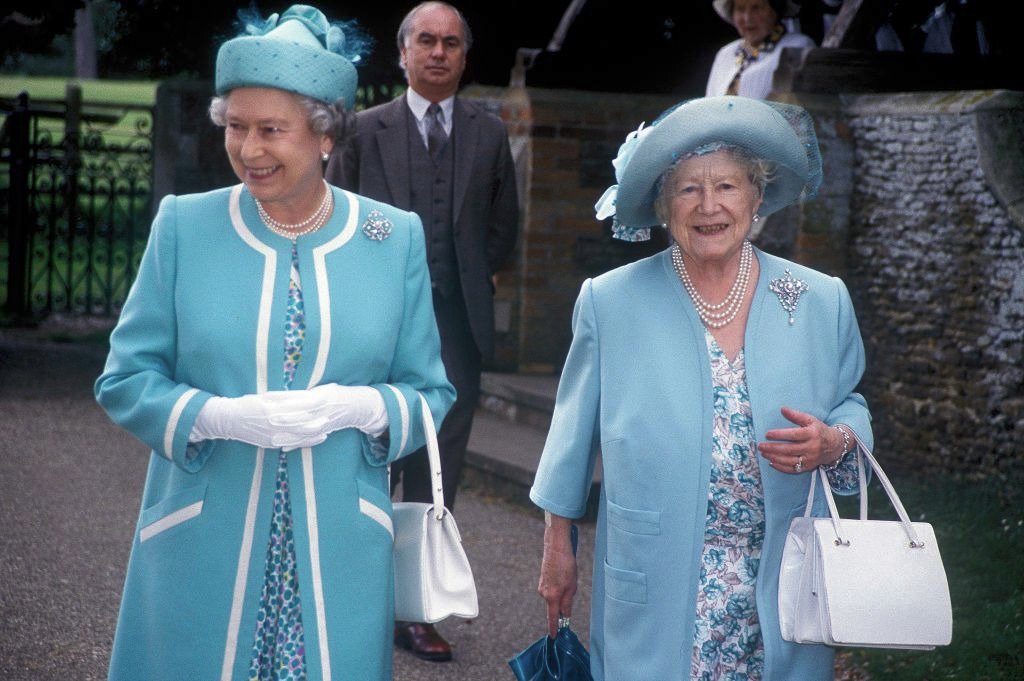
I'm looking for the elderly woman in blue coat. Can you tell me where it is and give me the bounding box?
[532,96,873,681]
[95,5,454,680]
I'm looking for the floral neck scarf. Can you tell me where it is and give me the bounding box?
[727,22,786,95]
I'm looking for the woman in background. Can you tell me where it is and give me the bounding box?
[706,0,815,99]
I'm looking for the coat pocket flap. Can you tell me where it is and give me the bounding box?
[139,483,208,543]
[357,479,394,538]
[607,499,661,535]
[604,561,648,604]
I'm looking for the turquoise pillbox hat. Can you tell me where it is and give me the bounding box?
[595,96,823,242]
[216,4,359,108]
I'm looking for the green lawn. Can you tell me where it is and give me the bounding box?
[0,76,157,105]
[1,76,156,158]
[0,75,397,109]
[836,474,1024,680]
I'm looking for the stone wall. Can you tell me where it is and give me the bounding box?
[834,91,1024,479]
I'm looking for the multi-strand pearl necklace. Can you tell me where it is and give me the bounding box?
[671,240,753,329]
[255,180,333,240]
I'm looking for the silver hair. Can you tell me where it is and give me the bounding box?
[396,1,473,72]
[654,145,775,224]
[208,93,354,143]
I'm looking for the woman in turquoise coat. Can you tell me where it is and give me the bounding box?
[532,97,873,681]
[95,6,454,680]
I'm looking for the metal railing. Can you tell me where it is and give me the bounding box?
[1,85,153,319]
[0,80,404,321]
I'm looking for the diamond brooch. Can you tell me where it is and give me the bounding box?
[362,210,392,241]
[769,269,808,325]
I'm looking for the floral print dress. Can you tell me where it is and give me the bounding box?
[690,330,859,681]
[250,242,308,680]
[691,332,766,680]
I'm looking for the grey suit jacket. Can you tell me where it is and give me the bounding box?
[326,93,519,359]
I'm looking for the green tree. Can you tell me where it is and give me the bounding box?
[1,1,86,70]
[97,0,240,79]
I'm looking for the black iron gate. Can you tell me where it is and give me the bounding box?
[1,85,153,319]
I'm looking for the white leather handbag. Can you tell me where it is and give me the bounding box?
[778,435,952,650]
[392,394,479,623]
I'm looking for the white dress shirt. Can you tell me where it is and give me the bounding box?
[406,88,454,149]
[705,31,815,100]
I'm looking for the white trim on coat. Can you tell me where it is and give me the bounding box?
[165,388,199,459]
[385,385,410,454]
[359,498,395,538]
[308,189,359,388]
[228,184,277,394]
[220,186,279,681]
[302,448,332,681]
[220,450,266,681]
[139,500,203,542]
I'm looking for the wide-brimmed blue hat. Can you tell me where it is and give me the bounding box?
[595,96,822,242]
[216,5,361,108]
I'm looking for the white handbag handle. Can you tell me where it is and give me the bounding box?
[802,432,924,548]
[417,394,446,520]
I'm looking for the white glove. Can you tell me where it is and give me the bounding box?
[304,384,389,438]
[190,391,332,450]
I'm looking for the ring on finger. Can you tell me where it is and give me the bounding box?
[794,456,804,473]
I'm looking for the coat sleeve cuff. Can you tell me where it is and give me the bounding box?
[365,383,424,466]
[529,488,588,521]
[166,388,214,472]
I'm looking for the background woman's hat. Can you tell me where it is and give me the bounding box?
[216,4,359,108]
[712,0,801,25]
[600,96,822,241]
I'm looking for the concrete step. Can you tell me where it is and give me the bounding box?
[478,371,558,430]
[464,409,549,508]
[465,373,601,518]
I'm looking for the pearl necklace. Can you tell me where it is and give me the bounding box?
[254,180,332,240]
[671,240,753,329]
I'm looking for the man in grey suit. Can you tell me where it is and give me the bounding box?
[326,1,518,662]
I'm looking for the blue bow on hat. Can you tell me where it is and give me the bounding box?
[597,96,823,242]
[595,122,655,241]
[215,4,367,109]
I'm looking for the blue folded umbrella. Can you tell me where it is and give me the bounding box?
[508,623,592,681]
[508,524,593,681]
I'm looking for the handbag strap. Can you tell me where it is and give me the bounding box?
[801,433,925,548]
[417,393,446,520]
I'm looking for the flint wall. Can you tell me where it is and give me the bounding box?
[828,91,1023,479]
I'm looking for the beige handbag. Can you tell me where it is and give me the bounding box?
[778,435,952,650]
[392,394,479,623]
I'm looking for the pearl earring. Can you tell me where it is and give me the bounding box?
[321,152,330,162]
[752,214,760,223]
